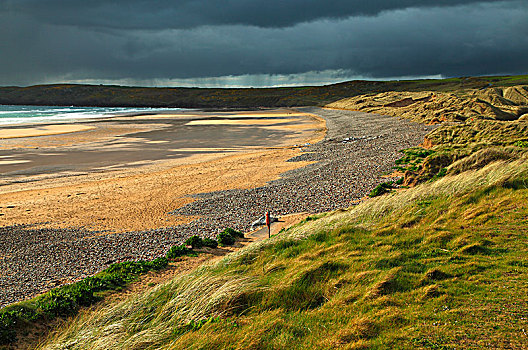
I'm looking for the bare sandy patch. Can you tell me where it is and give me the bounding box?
[0,149,316,232]
[0,160,30,165]
[113,113,203,121]
[261,122,322,132]
[0,124,152,149]
[168,147,241,152]
[0,125,95,139]
[220,112,314,118]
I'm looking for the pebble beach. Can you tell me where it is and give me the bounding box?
[0,108,435,308]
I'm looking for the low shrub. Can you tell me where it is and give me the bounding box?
[223,227,244,238]
[369,182,394,197]
[149,257,169,270]
[37,284,97,317]
[202,238,218,248]
[104,258,168,276]
[0,311,18,345]
[166,245,193,259]
[36,258,170,318]
[185,235,204,249]
[217,232,235,246]
[216,228,244,246]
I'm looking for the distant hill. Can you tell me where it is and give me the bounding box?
[0,75,527,108]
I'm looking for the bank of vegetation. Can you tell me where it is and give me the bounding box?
[0,231,244,349]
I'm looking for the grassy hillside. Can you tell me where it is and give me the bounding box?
[1,75,527,108]
[35,149,528,348]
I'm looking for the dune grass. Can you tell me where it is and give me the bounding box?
[37,156,528,349]
[392,116,528,187]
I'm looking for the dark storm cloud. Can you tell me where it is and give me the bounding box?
[1,0,512,29]
[0,0,526,86]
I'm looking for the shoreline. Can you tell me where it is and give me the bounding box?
[0,108,434,308]
[0,108,322,184]
[0,109,324,230]
[0,107,186,129]
[0,106,284,129]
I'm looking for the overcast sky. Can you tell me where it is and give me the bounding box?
[1,0,527,87]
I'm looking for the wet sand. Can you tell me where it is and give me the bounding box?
[0,109,324,232]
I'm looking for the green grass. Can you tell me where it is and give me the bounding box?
[394,148,435,172]
[38,157,528,349]
[369,181,395,197]
[0,258,168,345]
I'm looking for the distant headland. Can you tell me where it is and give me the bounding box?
[1,75,527,108]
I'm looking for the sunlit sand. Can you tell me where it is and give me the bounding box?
[0,159,30,165]
[0,125,95,139]
[0,109,325,233]
[185,118,298,126]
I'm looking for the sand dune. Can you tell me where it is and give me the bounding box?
[326,85,528,123]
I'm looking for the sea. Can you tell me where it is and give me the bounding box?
[0,105,178,126]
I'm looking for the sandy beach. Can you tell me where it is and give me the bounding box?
[0,107,434,307]
[0,124,96,139]
[0,109,323,232]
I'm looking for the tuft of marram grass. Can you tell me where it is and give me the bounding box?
[40,269,260,350]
